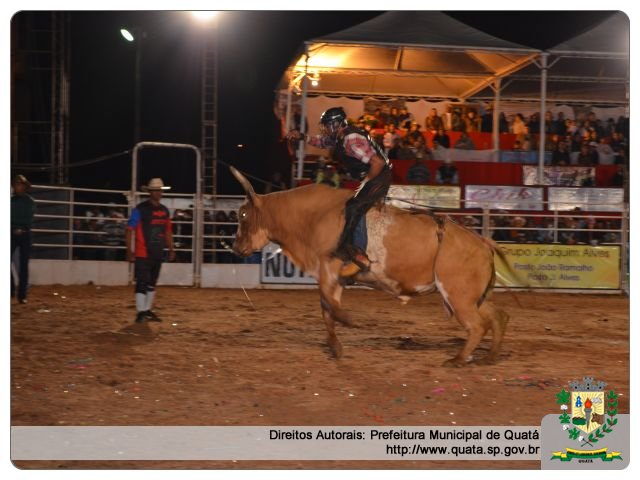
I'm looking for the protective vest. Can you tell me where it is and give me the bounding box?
[335,126,389,180]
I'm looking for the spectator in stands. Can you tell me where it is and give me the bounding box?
[611,165,625,187]
[544,111,554,134]
[433,128,450,149]
[85,206,105,227]
[512,140,523,151]
[387,137,402,160]
[406,158,431,185]
[552,112,567,135]
[576,144,594,166]
[528,113,540,134]
[522,135,534,151]
[551,140,571,166]
[536,217,555,243]
[454,131,475,150]
[172,209,192,263]
[509,216,531,243]
[569,132,583,152]
[397,107,413,129]
[583,216,603,246]
[588,142,601,165]
[388,107,400,127]
[373,108,386,128]
[413,136,433,161]
[450,107,465,132]
[406,121,423,145]
[103,211,126,261]
[613,148,627,166]
[602,220,620,244]
[382,124,400,154]
[464,110,480,132]
[490,211,511,242]
[512,113,528,141]
[85,217,103,260]
[610,131,627,152]
[214,211,234,264]
[499,113,509,133]
[264,171,288,194]
[424,108,443,133]
[558,216,582,245]
[436,158,459,185]
[480,106,493,133]
[565,118,578,136]
[461,215,481,233]
[397,138,416,160]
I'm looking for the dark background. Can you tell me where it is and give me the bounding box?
[13,11,610,194]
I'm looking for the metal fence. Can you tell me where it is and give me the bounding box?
[23,184,629,289]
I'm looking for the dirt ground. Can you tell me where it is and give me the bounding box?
[11,285,629,470]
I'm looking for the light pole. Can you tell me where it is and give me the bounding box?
[120,27,145,145]
[189,11,219,197]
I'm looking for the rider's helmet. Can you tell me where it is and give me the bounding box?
[319,107,347,140]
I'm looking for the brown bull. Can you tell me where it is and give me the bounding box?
[230,167,509,367]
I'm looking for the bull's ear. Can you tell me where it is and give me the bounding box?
[230,166,262,207]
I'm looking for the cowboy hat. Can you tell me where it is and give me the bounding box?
[12,174,31,188]
[141,178,171,192]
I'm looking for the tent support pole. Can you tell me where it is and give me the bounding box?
[296,44,310,184]
[492,78,501,159]
[285,84,293,132]
[537,52,549,185]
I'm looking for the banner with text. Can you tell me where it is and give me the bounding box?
[261,242,316,284]
[495,244,620,289]
[522,166,595,186]
[388,185,461,210]
[548,187,625,212]
[465,185,543,211]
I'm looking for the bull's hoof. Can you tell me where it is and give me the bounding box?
[442,357,467,368]
[329,340,343,359]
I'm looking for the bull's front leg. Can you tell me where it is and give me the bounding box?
[317,258,356,359]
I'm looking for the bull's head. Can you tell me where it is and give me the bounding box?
[230,167,270,257]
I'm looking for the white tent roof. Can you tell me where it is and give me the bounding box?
[471,12,629,105]
[283,11,539,100]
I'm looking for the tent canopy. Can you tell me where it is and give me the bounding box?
[472,12,629,105]
[283,11,540,100]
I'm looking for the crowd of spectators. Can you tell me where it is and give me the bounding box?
[487,210,621,246]
[345,105,629,168]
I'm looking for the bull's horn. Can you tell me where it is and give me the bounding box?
[230,166,255,196]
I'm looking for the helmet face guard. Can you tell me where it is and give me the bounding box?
[319,107,347,140]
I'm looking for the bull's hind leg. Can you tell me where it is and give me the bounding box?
[475,302,509,365]
[442,305,489,368]
[318,258,356,359]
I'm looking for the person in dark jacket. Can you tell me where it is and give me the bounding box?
[11,175,36,304]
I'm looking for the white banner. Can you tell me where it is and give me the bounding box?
[261,242,316,284]
[465,185,544,211]
[548,188,625,212]
[388,185,461,209]
[522,166,596,186]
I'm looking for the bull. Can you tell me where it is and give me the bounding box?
[230,167,509,367]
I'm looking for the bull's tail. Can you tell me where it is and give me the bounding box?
[480,237,523,309]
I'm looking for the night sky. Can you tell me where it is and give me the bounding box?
[29,11,610,194]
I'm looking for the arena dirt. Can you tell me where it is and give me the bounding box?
[11,285,629,469]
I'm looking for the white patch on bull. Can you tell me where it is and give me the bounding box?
[413,283,435,294]
[398,295,411,305]
[364,208,401,294]
[434,274,457,319]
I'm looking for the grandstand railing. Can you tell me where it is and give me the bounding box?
[23,185,629,291]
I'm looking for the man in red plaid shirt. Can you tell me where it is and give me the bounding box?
[289,107,392,277]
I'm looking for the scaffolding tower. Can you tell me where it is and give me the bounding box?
[200,27,218,196]
[11,12,70,185]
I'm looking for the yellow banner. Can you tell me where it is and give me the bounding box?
[495,244,620,289]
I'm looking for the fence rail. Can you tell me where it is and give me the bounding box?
[21,184,629,290]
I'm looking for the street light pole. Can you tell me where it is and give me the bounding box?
[121,27,145,145]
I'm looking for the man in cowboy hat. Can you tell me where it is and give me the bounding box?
[126,178,175,323]
[11,175,36,304]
